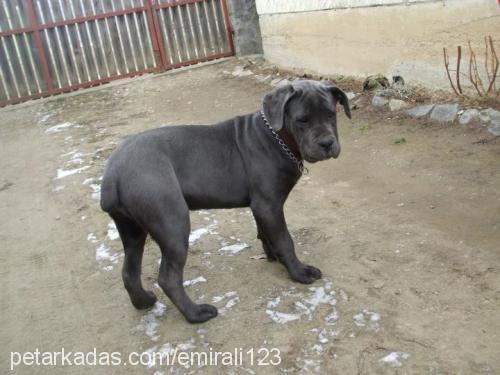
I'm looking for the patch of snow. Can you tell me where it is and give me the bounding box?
[183,276,207,287]
[96,244,119,264]
[106,221,120,241]
[218,242,249,255]
[136,302,167,341]
[55,166,89,179]
[212,290,239,314]
[53,185,65,192]
[45,122,75,134]
[265,310,301,324]
[90,183,101,200]
[189,223,217,245]
[318,329,329,344]
[61,150,78,157]
[219,295,239,315]
[265,280,338,324]
[267,296,281,308]
[144,338,196,369]
[379,352,410,367]
[87,233,97,243]
[38,113,52,125]
[353,310,381,330]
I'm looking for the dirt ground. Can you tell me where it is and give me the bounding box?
[1,59,499,375]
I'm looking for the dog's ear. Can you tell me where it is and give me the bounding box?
[262,84,297,131]
[326,85,352,119]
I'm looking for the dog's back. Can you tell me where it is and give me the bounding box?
[100,119,249,216]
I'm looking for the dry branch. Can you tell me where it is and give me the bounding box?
[444,47,460,96]
[456,46,463,94]
[486,36,498,94]
[444,37,498,97]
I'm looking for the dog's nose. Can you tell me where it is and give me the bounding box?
[318,139,334,152]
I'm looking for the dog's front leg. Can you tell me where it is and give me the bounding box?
[251,200,322,284]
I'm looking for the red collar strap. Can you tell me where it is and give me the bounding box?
[277,128,301,160]
[260,110,306,173]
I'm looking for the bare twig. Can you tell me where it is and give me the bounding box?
[444,47,460,96]
[485,36,491,83]
[487,36,498,94]
[456,46,463,94]
[468,41,483,96]
[444,37,498,97]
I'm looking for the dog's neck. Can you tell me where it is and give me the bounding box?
[276,128,301,160]
[259,110,302,161]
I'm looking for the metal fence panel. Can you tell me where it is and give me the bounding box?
[0,0,234,106]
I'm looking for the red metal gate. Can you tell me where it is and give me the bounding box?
[0,0,234,107]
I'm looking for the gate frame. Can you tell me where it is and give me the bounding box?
[0,0,235,107]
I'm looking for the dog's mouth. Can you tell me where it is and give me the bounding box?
[302,148,340,163]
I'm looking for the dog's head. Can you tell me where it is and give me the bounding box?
[263,80,351,163]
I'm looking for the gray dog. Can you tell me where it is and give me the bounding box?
[100,80,351,323]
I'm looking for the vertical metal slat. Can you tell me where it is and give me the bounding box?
[194,1,208,57]
[0,55,12,99]
[36,0,62,89]
[78,0,102,80]
[119,0,139,71]
[202,0,216,55]
[109,0,130,74]
[47,1,73,86]
[167,5,183,63]
[68,0,92,81]
[186,3,199,59]
[99,0,121,75]
[158,7,174,65]
[141,10,156,68]
[129,0,148,69]
[210,0,224,53]
[56,0,82,84]
[177,5,191,61]
[3,2,32,95]
[89,0,111,77]
[15,5,42,93]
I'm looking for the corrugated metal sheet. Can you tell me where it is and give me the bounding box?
[0,0,234,106]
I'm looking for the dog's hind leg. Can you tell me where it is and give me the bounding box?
[111,213,157,309]
[138,178,218,323]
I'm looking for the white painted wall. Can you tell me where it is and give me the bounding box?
[256,0,487,15]
[256,0,500,90]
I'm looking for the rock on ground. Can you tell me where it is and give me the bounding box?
[406,104,435,118]
[346,92,356,100]
[389,99,409,111]
[430,104,459,123]
[372,95,389,107]
[488,119,500,136]
[479,108,499,123]
[458,109,480,125]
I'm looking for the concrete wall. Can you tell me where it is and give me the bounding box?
[256,0,500,90]
[227,0,263,56]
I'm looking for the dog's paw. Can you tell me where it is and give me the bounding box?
[131,290,158,310]
[290,265,322,284]
[185,304,218,324]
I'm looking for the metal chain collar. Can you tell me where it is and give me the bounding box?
[260,110,307,174]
